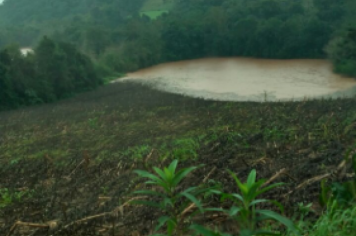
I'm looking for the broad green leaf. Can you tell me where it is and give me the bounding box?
[250,199,284,216]
[228,206,241,216]
[203,187,222,198]
[228,170,248,195]
[134,170,162,182]
[184,186,198,194]
[256,182,284,196]
[246,179,265,200]
[167,218,177,235]
[153,167,168,182]
[256,210,300,235]
[155,216,170,232]
[246,169,257,188]
[164,167,173,182]
[144,180,170,193]
[209,189,223,195]
[231,193,245,203]
[269,199,285,214]
[168,159,178,174]
[172,166,198,187]
[220,193,233,201]
[249,199,269,206]
[180,191,203,213]
[221,193,243,204]
[163,197,174,208]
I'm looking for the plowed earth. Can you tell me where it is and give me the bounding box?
[1,82,356,235]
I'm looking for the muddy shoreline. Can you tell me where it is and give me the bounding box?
[115,58,356,102]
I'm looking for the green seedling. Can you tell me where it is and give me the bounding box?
[205,169,299,236]
[88,117,99,128]
[0,188,32,208]
[133,160,205,236]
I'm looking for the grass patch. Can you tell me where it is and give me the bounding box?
[288,203,356,236]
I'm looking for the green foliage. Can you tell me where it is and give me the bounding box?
[172,138,199,160]
[133,160,205,236]
[327,28,356,77]
[88,117,99,129]
[288,203,356,236]
[0,0,145,27]
[204,169,299,236]
[0,37,102,110]
[320,152,356,208]
[2,0,355,75]
[122,145,151,160]
[0,188,33,208]
[134,162,298,236]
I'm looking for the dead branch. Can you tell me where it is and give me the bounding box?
[261,168,287,187]
[50,196,146,235]
[281,172,298,183]
[145,149,156,163]
[284,173,331,197]
[202,166,217,183]
[6,221,19,236]
[67,159,85,178]
[7,221,51,236]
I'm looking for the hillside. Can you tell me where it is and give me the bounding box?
[0,0,145,26]
[0,0,355,78]
[0,2,356,234]
[0,0,145,47]
[1,82,356,235]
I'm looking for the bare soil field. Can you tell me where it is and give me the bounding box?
[1,82,356,235]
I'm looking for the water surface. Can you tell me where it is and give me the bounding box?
[117,58,356,102]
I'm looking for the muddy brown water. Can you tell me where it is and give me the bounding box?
[116,58,356,102]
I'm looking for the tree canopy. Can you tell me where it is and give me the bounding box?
[0,37,101,110]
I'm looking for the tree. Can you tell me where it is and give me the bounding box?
[327,28,356,77]
[0,49,16,109]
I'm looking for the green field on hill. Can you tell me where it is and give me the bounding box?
[140,0,174,19]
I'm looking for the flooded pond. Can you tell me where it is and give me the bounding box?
[117,58,356,102]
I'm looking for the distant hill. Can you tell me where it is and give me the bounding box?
[0,0,146,47]
[0,0,145,26]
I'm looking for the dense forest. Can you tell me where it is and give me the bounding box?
[0,37,101,110]
[0,0,356,110]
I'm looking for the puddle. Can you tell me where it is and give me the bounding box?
[116,58,356,102]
